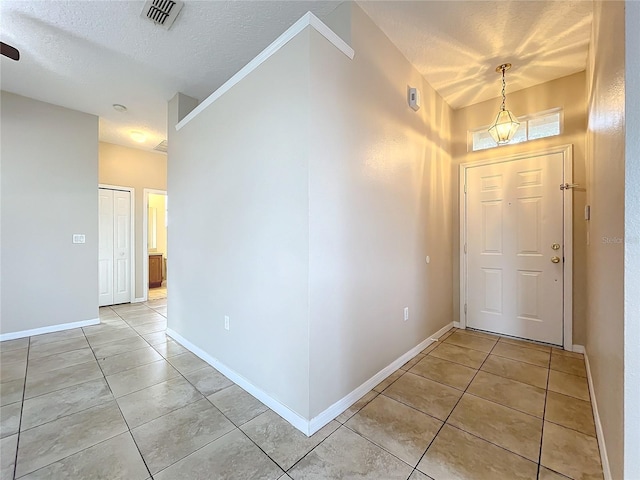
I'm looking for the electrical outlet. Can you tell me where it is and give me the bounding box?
[224,315,230,331]
[404,307,409,321]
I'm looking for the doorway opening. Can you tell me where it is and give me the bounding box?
[459,145,574,350]
[143,189,168,301]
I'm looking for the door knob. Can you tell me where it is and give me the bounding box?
[551,256,561,263]
[551,243,560,250]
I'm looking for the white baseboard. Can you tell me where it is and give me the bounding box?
[166,328,310,434]
[0,318,100,341]
[583,348,612,480]
[453,321,461,328]
[132,297,146,304]
[307,322,454,434]
[572,344,585,354]
[167,322,453,436]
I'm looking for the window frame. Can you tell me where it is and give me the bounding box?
[467,107,564,152]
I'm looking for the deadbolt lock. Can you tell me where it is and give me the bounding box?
[551,256,561,263]
[552,243,560,250]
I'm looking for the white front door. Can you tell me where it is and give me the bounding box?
[464,152,565,345]
[99,188,131,306]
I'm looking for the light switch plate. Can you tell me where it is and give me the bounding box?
[72,234,86,244]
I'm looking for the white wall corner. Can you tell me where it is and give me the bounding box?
[0,318,99,341]
[166,328,311,434]
[307,321,454,435]
[583,349,612,480]
[167,323,453,437]
[175,11,354,131]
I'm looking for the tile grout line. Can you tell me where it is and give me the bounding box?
[234,426,288,478]
[341,330,539,477]
[11,335,30,480]
[340,417,428,474]
[111,304,277,478]
[193,327,568,478]
[536,354,552,480]
[447,336,554,467]
[260,335,448,476]
[11,306,122,478]
[7,318,586,479]
[411,334,503,476]
[93,305,156,479]
[384,354,547,467]
[5,303,184,479]
[283,420,345,475]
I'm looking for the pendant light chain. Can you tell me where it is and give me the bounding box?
[488,62,520,144]
[501,66,506,112]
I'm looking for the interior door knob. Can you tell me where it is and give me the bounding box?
[552,243,560,250]
[551,256,561,263]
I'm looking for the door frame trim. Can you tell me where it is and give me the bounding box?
[142,188,168,302]
[458,144,574,350]
[99,184,136,304]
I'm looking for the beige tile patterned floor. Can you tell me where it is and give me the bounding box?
[0,309,604,480]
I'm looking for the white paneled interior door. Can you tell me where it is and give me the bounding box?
[98,189,114,306]
[464,152,565,345]
[99,188,131,306]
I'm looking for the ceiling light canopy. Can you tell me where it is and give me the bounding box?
[112,104,127,112]
[130,131,146,143]
[488,63,520,145]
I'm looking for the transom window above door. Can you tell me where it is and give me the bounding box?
[468,108,563,152]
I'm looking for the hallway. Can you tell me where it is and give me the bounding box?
[0,303,603,479]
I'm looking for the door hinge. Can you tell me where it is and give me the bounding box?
[464,243,467,254]
[464,184,467,194]
[560,183,580,190]
[464,304,467,314]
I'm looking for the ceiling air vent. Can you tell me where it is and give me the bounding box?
[154,140,168,153]
[141,0,184,30]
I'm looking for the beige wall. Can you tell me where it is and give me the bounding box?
[98,142,167,299]
[1,92,98,335]
[148,193,167,258]
[168,31,312,417]
[625,3,640,476]
[168,5,454,422]
[310,2,454,417]
[585,1,626,477]
[451,72,588,345]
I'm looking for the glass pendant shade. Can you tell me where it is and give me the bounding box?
[488,108,520,144]
[488,63,519,144]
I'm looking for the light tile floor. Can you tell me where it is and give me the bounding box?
[0,305,604,480]
[148,286,167,300]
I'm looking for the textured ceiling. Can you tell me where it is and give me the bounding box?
[358,0,593,109]
[0,1,592,152]
[0,1,341,151]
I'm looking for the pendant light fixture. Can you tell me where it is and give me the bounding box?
[488,63,520,144]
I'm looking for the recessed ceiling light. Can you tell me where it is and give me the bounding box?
[130,131,146,143]
[113,104,127,112]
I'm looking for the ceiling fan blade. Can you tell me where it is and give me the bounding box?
[1,42,20,61]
